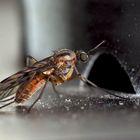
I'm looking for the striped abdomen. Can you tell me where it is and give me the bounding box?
[15,73,47,103]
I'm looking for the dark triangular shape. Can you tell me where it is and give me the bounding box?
[87,53,135,94]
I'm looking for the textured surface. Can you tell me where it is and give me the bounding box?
[0,86,140,140]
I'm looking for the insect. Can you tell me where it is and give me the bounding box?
[0,40,127,112]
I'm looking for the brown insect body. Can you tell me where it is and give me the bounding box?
[15,49,77,103]
[0,41,110,110]
[15,73,46,103]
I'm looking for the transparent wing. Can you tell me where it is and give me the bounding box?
[0,71,35,91]
[0,85,20,101]
[0,56,55,92]
[0,57,55,99]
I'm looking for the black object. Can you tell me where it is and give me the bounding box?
[87,53,135,93]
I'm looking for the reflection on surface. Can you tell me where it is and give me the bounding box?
[0,87,140,140]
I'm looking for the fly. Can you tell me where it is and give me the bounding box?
[0,40,127,112]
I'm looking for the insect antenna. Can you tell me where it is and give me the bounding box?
[0,100,15,109]
[87,40,106,55]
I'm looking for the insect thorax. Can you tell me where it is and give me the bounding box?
[50,66,74,86]
[51,49,76,84]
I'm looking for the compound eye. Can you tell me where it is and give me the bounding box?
[80,52,89,62]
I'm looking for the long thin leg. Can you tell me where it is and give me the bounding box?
[51,83,61,99]
[26,56,38,67]
[50,75,79,97]
[27,80,48,112]
[74,66,129,100]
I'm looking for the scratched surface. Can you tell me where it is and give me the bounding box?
[0,85,140,140]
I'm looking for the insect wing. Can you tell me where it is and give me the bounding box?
[0,84,20,101]
[0,56,55,91]
[0,71,35,91]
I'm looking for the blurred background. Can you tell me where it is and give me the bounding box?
[0,0,21,80]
